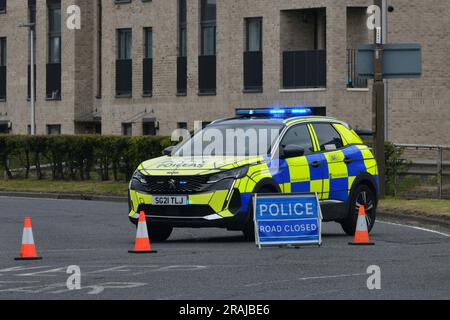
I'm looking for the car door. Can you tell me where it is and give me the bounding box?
[311,123,348,201]
[279,124,324,198]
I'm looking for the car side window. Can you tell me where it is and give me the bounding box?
[312,123,344,151]
[280,125,314,155]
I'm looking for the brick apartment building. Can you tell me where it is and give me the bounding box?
[0,0,448,145]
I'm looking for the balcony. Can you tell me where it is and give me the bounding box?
[177,56,187,95]
[143,58,153,96]
[0,66,5,100]
[116,59,132,97]
[198,55,216,95]
[282,50,326,89]
[46,63,61,100]
[244,51,263,92]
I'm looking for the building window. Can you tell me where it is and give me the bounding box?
[47,124,61,135]
[199,0,216,95]
[122,123,132,136]
[177,0,187,95]
[116,28,132,97]
[143,121,156,136]
[0,0,6,13]
[143,27,153,96]
[118,28,132,60]
[0,37,6,101]
[281,9,327,89]
[47,0,61,100]
[244,17,263,92]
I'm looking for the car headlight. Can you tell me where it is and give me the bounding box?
[207,166,249,184]
[132,170,148,185]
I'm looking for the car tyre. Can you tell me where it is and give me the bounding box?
[340,184,377,236]
[242,187,276,241]
[146,224,173,242]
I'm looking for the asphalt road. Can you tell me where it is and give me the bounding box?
[0,196,449,300]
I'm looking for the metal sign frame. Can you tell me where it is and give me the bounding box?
[253,193,323,249]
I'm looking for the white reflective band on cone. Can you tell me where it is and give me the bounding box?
[22,228,35,245]
[136,222,149,238]
[356,215,368,232]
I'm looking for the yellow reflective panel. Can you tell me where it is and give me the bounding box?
[310,180,323,195]
[322,179,330,200]
[307,124,321,152]
[282,183,292,194]
[286,157,310,182]
[333,124,363,146]
[348,176,357,193]
[189,193,214,205]
[209,190,230,213]
[218,209,234,218]
[324,151,348,180]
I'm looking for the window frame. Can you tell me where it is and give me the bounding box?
[0,37,6,67]
[245,17,262,53]
[279,123,315,156]
[311,122,345,152]
[47,2,61,64]
[117,28,132,60]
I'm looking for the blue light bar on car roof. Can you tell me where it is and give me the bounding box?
[236,107,313,117]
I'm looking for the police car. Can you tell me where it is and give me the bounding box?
[128,108,379,241]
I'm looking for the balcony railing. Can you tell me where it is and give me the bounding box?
[116,59,132,97]
[282,50,326,89]
[198,55,216,95]
[177,56,187,95]
[244,51,263,92]
[0,66,5,100]
[143,58,153,96]
[46,63,61,100]
[347,49,368,89]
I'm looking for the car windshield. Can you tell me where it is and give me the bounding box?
[173,122,283,157]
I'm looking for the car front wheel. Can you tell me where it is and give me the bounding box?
[340,184,377,236]
[146,224,173,242]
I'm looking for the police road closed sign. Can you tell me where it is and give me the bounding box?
[253,193,322,248]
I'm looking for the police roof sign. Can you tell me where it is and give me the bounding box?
[253,194,322,248]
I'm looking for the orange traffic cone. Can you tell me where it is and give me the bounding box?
[15,217,42,261]
[129,211,157,254]
[349,205,374,246]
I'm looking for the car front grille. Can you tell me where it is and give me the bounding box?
[139,204,215,218]
[142,175,211,194]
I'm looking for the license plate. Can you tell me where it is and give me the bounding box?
[152,196,188,206]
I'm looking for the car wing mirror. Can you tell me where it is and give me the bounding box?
[282,145,305,159]
[163,146,176,156]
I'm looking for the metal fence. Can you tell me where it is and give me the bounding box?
[393,144,450,199]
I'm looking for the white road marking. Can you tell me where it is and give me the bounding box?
[378,220,450,238]
[244,273,367,288]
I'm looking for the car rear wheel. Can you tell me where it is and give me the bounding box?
[340,184,377,236]
[242,187,276,241]
[146,224,173,242]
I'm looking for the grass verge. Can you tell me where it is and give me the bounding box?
[379,197,450,219]
[0,179,128,197]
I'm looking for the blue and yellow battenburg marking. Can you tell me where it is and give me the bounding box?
[129,116,378,219]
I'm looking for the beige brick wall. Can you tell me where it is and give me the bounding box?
[0,0,449,146]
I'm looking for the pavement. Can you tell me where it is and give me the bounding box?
[0,196,450,300]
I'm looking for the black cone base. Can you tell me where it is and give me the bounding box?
[14,257,43,261]
[348,242,375,246]
[128,250,158,254]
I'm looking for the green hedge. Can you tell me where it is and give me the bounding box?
[0,135,172,181]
